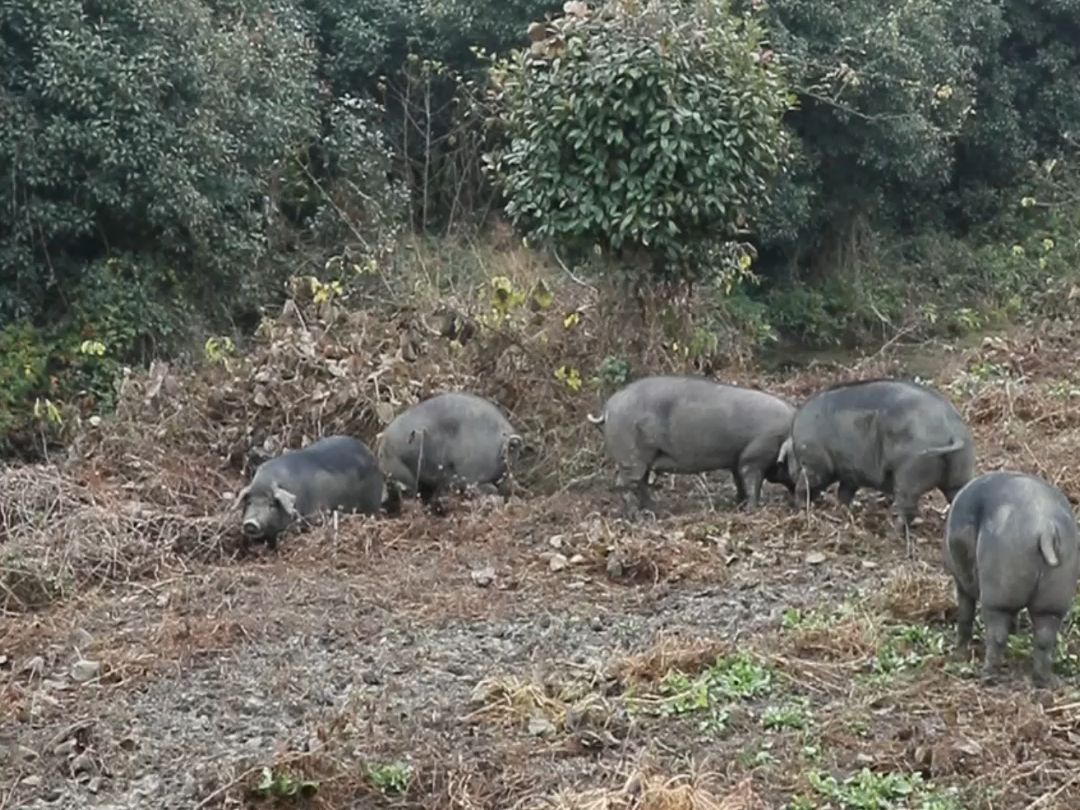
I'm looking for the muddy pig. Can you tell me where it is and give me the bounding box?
[944,470,1080,687]
[377,391,526,511]
[235,435,385,548]
[778,378,974,553]
[587,375,795,518]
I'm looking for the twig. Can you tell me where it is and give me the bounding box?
[1023,771,1080,809]
[192,764,266,809]
[549,248,598,293]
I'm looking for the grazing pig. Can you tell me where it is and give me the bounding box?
[587,375,796,518]
[778,378,974,554]
[235,435,385,548]
[377,391,525,511]
[943,471,1080,687]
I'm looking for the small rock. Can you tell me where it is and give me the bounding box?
[861,560,879,569]
[471,566,496,588]
[527,716,557,737]
[70,660,101,683]
[805,551,827,565]
[605,557,624,579]
[87,776,103,794]
[70,628,93,649]
[242,696,266,713]
[21,656,45,679]
[548,535,564,549]
[445,662,467,677]
[70,752,95,775]
[155,593,170,608]
[361,670,382,685]
[590,616,604,631]
[88,415,102,428]
[53,739,77,757]
[21,775,41,788]
[549,553,568,572]
[134,774,163,797]
[569,554,585,565]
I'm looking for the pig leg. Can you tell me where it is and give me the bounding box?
[732,473,748,509]
[891,482,921,558]
[836,481,858,507]
[616,462,654,520]
[736,465,764,510]
[419,480,449,517]
[980,606,1012,683]
[953,584,976,658]
[1030,612,1062,688]
[940,485,963,504]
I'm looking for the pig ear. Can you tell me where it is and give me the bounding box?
[232,484,253,510]
[271,483,298,517]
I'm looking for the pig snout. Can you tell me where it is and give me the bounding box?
[242,518,262,537]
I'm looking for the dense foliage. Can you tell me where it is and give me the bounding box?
[485,0,791,290]
[753,0,998,265]
[1,0,1079,452]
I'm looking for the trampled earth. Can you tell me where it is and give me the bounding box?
[5,325,1080,809]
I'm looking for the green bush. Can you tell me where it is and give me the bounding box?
[948,0,1080,227]
[754,0,998,264]
[0,0,320,325]
[0,325,53,441]
[484,0,792,290]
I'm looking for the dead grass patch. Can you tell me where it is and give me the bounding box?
[875,565,956,623]
[0,466,235,612]
[781,611,882,664]
[535,769,766,810]
[611,632,730,686]
[465,674,624,745]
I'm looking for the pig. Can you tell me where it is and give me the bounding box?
[943,471,1080,687]
[777,378,975,554]
[377,391,526,512]
[773,380,976,552]
[235,435,385,549]
[587,375,796,518]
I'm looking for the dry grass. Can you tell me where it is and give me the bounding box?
[874,564,957,623]
[610,633,730,686]
[0,465,235,612]
[9,259,1080,809]
[536,769,765,810]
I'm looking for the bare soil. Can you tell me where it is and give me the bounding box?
[5,321,1080,810]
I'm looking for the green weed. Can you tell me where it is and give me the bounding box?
[366,761,413,795]
[251,767,319,800]
[762,697,813,731]
[796,768,963,809]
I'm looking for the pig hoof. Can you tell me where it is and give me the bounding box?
[1032,674,1058,690]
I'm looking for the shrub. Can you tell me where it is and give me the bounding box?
[755,0,998,267]
[0,0,320,326]
[484,0,792,291]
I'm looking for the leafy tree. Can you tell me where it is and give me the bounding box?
[753,0,998,271]
[948,0,1080,228]
[485,0,792,291]
[0,0,320,327]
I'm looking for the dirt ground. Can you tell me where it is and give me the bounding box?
[5,323,1080,809]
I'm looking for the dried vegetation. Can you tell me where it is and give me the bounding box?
[4,251,1080,808]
